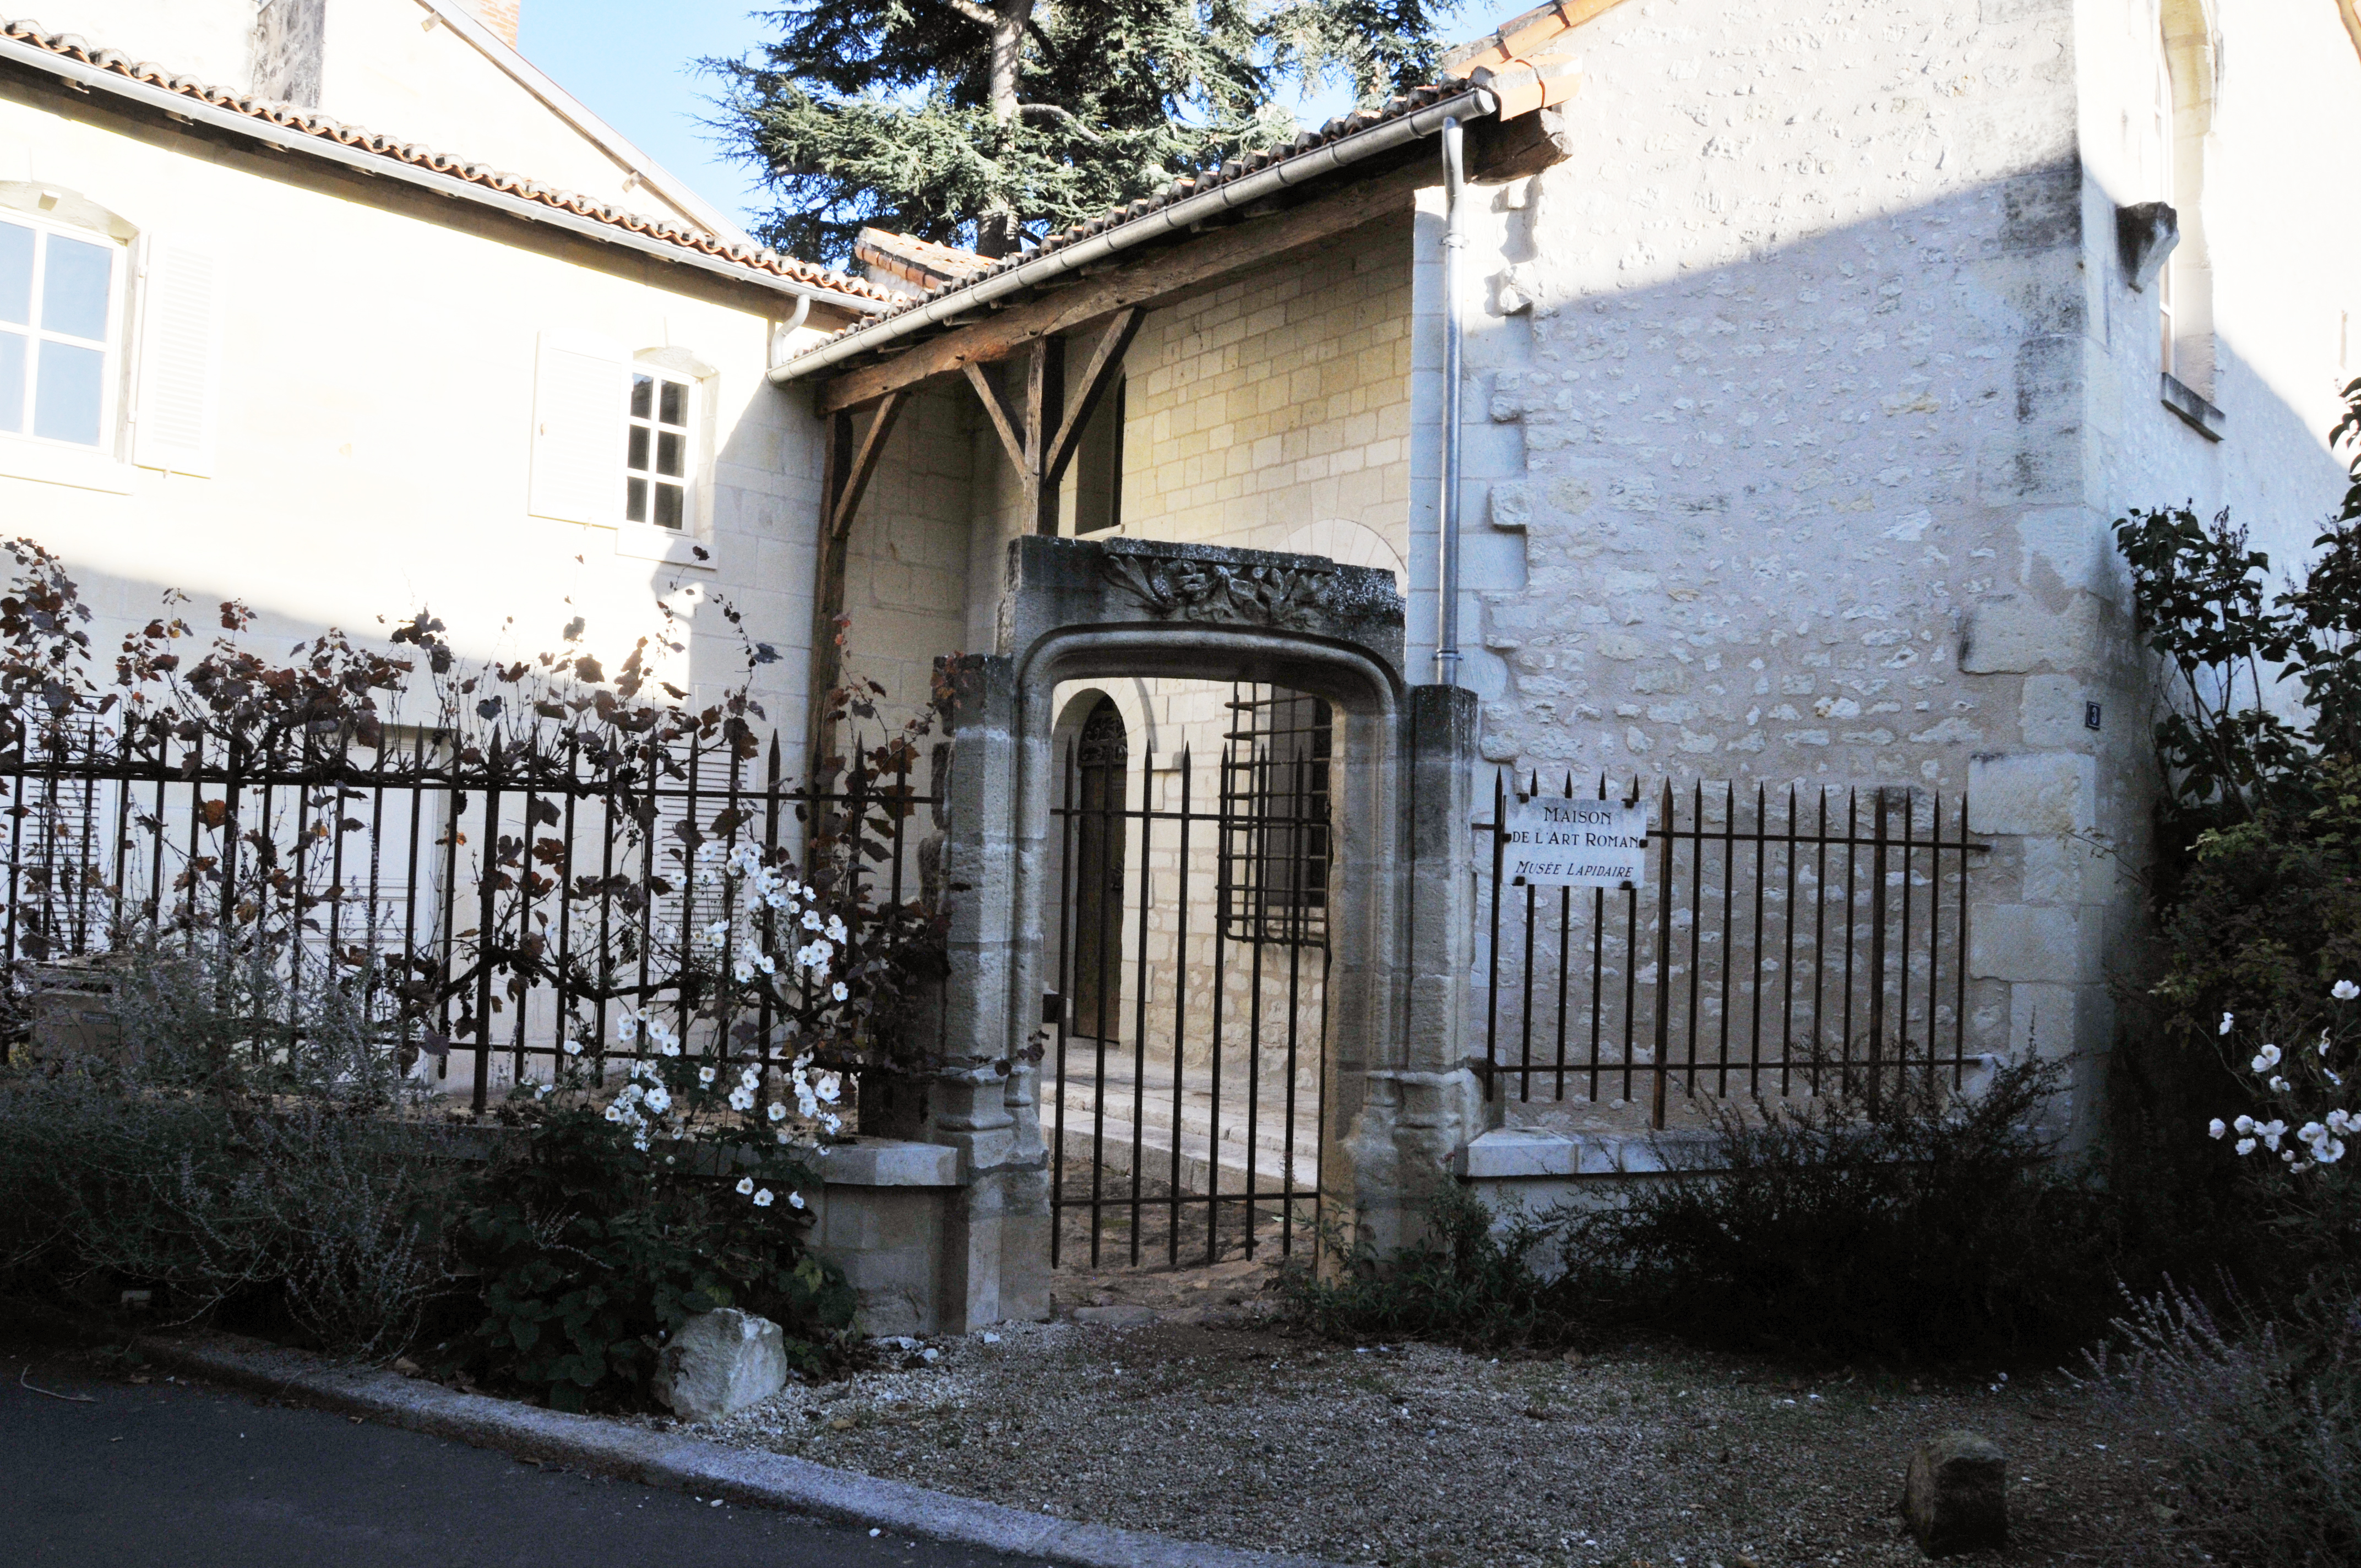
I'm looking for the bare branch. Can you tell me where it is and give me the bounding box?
[1016,102,1101,142]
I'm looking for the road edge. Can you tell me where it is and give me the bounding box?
[139,1331,1345,1568]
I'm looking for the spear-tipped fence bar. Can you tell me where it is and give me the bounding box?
[0,715,932,1111]
[1482,772,1989,1128]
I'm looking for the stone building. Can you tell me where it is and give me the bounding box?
[7,1,2360,1327]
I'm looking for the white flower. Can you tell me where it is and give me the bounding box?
[603,1103,625,1124]
[2235,1137,2257,1155]
[788,1190,806,1210]
[736,1177,755,1195]
[2270,1076,2292,1094]
[767,1102,787,1122]
[815,1073,841,1104]
[825,916,847,944]
[820,1112,842,1135]
[764,890,791,910]
[831,982,849,1003]
[2259,1119,2289,1150]
[2208,1118,2227,1139]
[775,1129,791,1145]
[727,1086,754,1112]
[617,1083,643,1105]
[2324,1140,2349,1164]
[2330,1109,2356,1134]
[2254,1044,2283,1071]
[534,1082,554,1100]
[2221,1012,2236,1036]
[2300,1121,2329,1146]
[796,1089,819,1119]
[741,1066,761,1090]
[616,1012,640,1043]
[752,1188,774,1207]
[698,1065,716,1086]
[733,957,755,984]
[562,1037,583,1056]
[2235,1114,2256,1135]
[643,1086,672,1115]
[801,910,824,932]
[2333,981,2359,1001]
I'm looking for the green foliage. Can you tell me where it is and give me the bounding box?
[2085,1281,2361,1568]
[0,935,454,1358]
[1282,1064,2137,1367]
[1274,1179,1573,1353]
[1558,1062,2121,1364]
[709,0,1442,263]
[445,1107,853,1412]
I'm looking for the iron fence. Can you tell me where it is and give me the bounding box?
[1482,772,1989,1128]
[1047,684,1329,1270]
[0,713,937,1112]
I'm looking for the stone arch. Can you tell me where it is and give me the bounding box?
[1277,519,1410,593]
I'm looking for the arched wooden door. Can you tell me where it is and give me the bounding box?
[1068,696,1127,1039]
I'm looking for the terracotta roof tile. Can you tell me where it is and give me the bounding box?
[0,16,892,305]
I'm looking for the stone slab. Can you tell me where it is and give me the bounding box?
[817,1138,962,1188]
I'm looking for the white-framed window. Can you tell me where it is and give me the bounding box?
[0,213,122,450]
[625,369,692,530]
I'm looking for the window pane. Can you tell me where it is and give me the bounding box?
[626,477,648,523]
[629,373,652,420]
[654,482,683,530]
[40,235,111,341]
[0,222,29,326]
[659,379,685,426]
[32,339,102,444]
[0,330,23,432]
[656,430,682,477]
[627,424,649,473]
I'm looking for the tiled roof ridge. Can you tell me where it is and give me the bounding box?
[840,79,1475,330]
[853,227,992,292]
[0,15,893,304]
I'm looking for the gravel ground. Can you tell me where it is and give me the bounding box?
[657,1264,2197,1568]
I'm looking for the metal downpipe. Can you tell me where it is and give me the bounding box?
[1434,116,1467,689]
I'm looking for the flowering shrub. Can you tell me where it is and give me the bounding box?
[2210,983,2360,1174]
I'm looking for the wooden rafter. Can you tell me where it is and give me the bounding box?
[815,159,1427,416]
[828,391,905,539]
[1045,307,1143,490]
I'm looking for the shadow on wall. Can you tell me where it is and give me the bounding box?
[1445,159,2349,791]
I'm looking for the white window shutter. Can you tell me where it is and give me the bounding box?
[529,331,629,525]
[132,237,221,477]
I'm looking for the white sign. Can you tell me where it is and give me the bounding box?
[1503,797,1650,889]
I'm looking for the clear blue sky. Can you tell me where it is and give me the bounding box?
[516,1,1474,237]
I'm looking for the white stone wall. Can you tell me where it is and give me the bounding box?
[0,81,850,753]
[1424,0,2357,1134]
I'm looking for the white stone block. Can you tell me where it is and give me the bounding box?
[1970,904,2083,986]
[1454,1128,1582,1179]
[1959,594,2097,673]
[651,1308,788,1424]
[1967,753,2095,836]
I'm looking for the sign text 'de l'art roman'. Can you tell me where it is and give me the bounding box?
[1503,797,1649,889]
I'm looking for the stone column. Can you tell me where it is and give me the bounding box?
[860,652,1049,1331]
[1331,683,1490,1260]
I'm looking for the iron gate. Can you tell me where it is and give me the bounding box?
[1482,773,1989,1127]
[1046,684,1330,1268]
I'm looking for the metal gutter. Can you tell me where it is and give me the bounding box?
[768,85,1500,384]
[0,36,888,314]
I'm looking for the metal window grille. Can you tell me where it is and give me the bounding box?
[1219,685,1329,949]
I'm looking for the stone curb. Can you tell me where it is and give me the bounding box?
[139,1331,1343,1568]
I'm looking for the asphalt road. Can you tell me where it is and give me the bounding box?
[3,1351,1047,1568]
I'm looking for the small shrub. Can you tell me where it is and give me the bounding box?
[0,930,453,1357]
[2084,1281,2361,1567]
[1274,1179,1568,1353]
[1558,1060,2114,1364]
[443,1103,855,1411]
